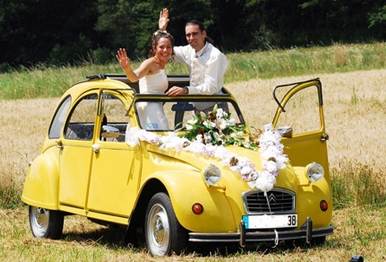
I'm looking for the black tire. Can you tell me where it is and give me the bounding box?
[29,206,64,239]
[145,192,188,256]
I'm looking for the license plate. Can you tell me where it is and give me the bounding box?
[242,214,298,229]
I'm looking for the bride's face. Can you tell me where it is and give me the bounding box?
[153,37,173,62]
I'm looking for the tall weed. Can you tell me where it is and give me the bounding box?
[331,162,386,209]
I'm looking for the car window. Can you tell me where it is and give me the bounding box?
[48,95,72,139]
[275,86,321,135]
[64,93,98,140]
[100,92,129,142]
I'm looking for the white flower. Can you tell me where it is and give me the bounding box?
[185,118,197,130]
[203,144,217,157]
[237,157,249,167]
[185,123,194,130]
[195,134,203,143]
[125,128,140,146]
[228,118,236,126]
[255,171,276,192]
[236,131,244,137]
[188,118,198,125]
[264,160,278,175]
[241,165,252,175]
[204,132,212,144]
[216,108,228,119]
[217,118,228,130]
[203,120,216,129]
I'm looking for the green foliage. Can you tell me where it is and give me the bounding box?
[2,0,386,68]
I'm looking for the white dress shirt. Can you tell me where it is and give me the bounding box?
[173,42,227,94]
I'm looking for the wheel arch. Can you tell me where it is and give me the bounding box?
[22,149,60,210]
[129,169,236,233]
[128,178,167,231]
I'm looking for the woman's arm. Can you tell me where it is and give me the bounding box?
[116,48,151,82]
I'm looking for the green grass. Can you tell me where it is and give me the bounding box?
[1,42,386,99]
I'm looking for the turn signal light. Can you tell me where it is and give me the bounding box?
[320,200,328,211]
[192,203,204,214]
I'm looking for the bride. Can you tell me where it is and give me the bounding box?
[116,30,174,130]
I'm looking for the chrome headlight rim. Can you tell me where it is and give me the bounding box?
[203,164,222,186]
[306,162,324,183]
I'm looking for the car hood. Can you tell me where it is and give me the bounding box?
[145,142,297,190]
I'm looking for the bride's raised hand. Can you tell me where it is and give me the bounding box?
[116,48,131,69]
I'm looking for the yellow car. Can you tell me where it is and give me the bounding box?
[22,74,333,256]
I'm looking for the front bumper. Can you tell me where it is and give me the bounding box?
[188,217,333,246]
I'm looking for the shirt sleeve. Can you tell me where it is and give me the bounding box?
[172,46,190,64]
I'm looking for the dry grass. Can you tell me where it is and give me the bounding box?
[1,69,386,260]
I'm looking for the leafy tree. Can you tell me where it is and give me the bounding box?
[0,0,100,66]
[2,0,386,69]
[95,0,215,59]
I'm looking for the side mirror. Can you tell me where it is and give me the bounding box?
[277,126,293,138]
[101,125,120,139]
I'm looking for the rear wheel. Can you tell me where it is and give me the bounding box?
[29,206,64,239]
[145,193,187,256]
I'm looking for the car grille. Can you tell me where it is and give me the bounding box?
[242,189,295,214]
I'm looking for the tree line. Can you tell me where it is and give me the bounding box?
[1,0,385,71]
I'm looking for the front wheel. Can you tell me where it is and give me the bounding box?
[29,206,64,239]
[145,193,187,256]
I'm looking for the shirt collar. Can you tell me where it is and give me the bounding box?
[195,42,208,58]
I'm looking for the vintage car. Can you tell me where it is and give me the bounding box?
[22,74,333,256]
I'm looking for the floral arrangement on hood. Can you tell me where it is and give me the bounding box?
[181,105,260,149]
[125,106,288,193]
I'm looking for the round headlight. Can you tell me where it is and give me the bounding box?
[203,164,222,186]
[306,162,324,182]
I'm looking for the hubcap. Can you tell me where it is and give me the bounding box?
[147,204,170,256]
[154,216,165,243]
[30,207,49,237]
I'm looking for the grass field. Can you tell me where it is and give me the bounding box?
[1,43,386,260]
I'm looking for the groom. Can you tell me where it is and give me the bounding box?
[160,8,228,98]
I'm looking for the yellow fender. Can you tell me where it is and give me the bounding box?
[148,169,237,232]
[21,148,60,210]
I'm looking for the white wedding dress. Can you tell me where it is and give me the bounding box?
[137,70,170,130]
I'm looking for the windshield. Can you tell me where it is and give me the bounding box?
[134,98,245,131]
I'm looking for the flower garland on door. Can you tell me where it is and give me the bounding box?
[125,105,288,193]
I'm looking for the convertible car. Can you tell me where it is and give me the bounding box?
[22,74,333,256]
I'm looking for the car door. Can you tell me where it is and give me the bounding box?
[87,90,142,219]
[271,78,330,180]
[59,92,98,210]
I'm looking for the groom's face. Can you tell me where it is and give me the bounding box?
[185,24,206,52]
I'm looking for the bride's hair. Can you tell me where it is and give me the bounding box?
[148,30,174,57]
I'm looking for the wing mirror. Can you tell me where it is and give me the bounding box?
[101,125,120,139]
